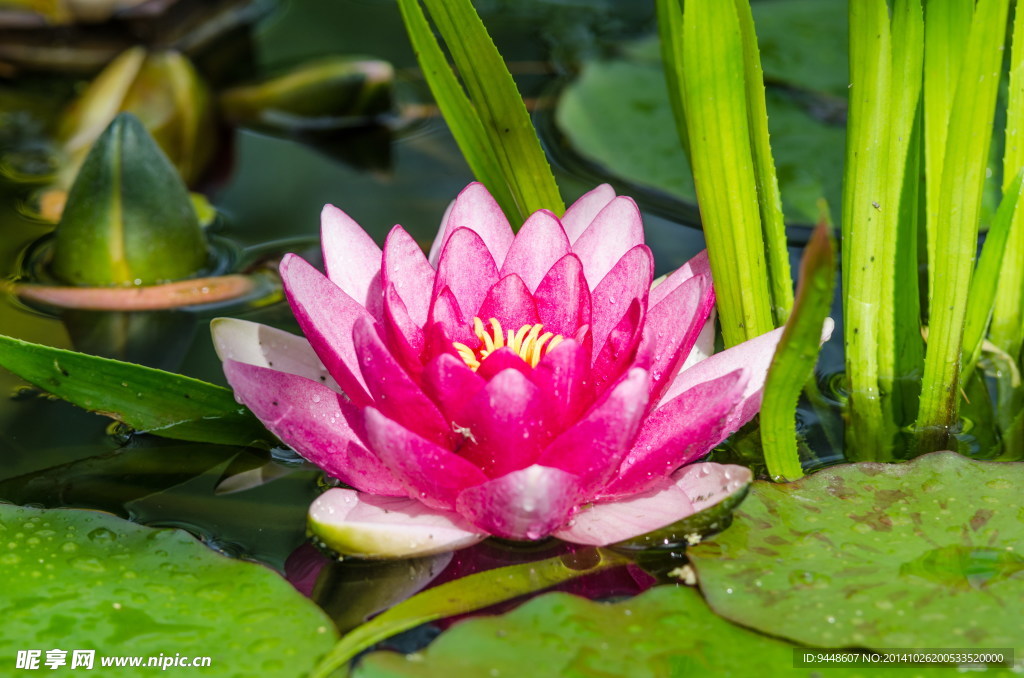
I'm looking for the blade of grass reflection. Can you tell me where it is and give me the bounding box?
[310,548,629,677]
[0,442,264,512]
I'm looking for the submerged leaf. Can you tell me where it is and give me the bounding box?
[0,334,274,447]
[689,452,1024,654]
[0,505,337,675]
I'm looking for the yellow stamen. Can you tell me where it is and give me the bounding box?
[455,317,564,370]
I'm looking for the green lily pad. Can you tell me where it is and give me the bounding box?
[0,504,337,675]
[689,452,1024,654]
[555,40,846,225]
[353,585,983,678]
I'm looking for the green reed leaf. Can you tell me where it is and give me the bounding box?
[678,0,775,346]
[0,334,272,447]
[963,171,1024,378]
[734,0,793,325]
[922,0,974,302]
[655,0,689,159]
[395,0,518,221]
[991,0,1024,364]
[841,0,895,458]
[415,0,564,220]
[761,222,836,481]
[918,0,1011,441]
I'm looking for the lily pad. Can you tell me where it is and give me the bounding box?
[0,504,337,675]
[688,452,1024,654]
[353,585,978,678]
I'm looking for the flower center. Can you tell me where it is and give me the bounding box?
[453,317,564,371]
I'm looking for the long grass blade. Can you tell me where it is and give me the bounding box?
[917,0,1012,442]
[883,0,925,427]
[962,171,1024,377]
[734,0,793,325]
[395,0,518,221]
[655,0,689,159]
[842,0,894,458]
[679,0,774,346]
[991,0,1024,364]
[922,0,974,304]
[420,0,564,219]
[761,222,836,482]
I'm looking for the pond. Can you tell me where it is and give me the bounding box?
[1,0,1022,676]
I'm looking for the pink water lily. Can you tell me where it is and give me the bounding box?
[213,183,827,558]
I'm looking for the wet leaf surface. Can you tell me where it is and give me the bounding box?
[353,585,982,678]
[689,452,1024,654]
[0,504,337,676]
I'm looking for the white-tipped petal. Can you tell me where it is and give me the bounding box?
[309,488,487,559]
[211,317,338,391]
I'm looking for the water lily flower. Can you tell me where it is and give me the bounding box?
[213,183,831,558]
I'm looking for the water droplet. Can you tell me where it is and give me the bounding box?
[87,527,116,543]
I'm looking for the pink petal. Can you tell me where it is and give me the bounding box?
[638,273,715,401]
[455,465,583,540]
[429,287,473,346]
[650,250,711,307]
[590,245,653,357]
[554,462,752,546]
[674,462,753,513]
[561,184,617,243]
[211,317,337,391]
[662,319,835,435]
[476,347,532,381]
[680,310,716,373]
[533,253,591,337]
[435,183,514,268]
[499,209,571,291]
[353,316,453,448]
[530,338,593,429]
[553,480,693,546]
[422,353,486,424]
[280,254,372,405]
[571,196,645,290]
[433,227,499,323]
[320,205,383,319]
[427,198,456,267]
[382,283,425,375]
[222,360,404,495]
[601,369,748,498]
[309,488,486,558]
[537,367,650,494]
[382,225,434,326]
[364,407,489,510]
[591,298,644,391]
[452,368,554,478]
[476,274,540,330]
